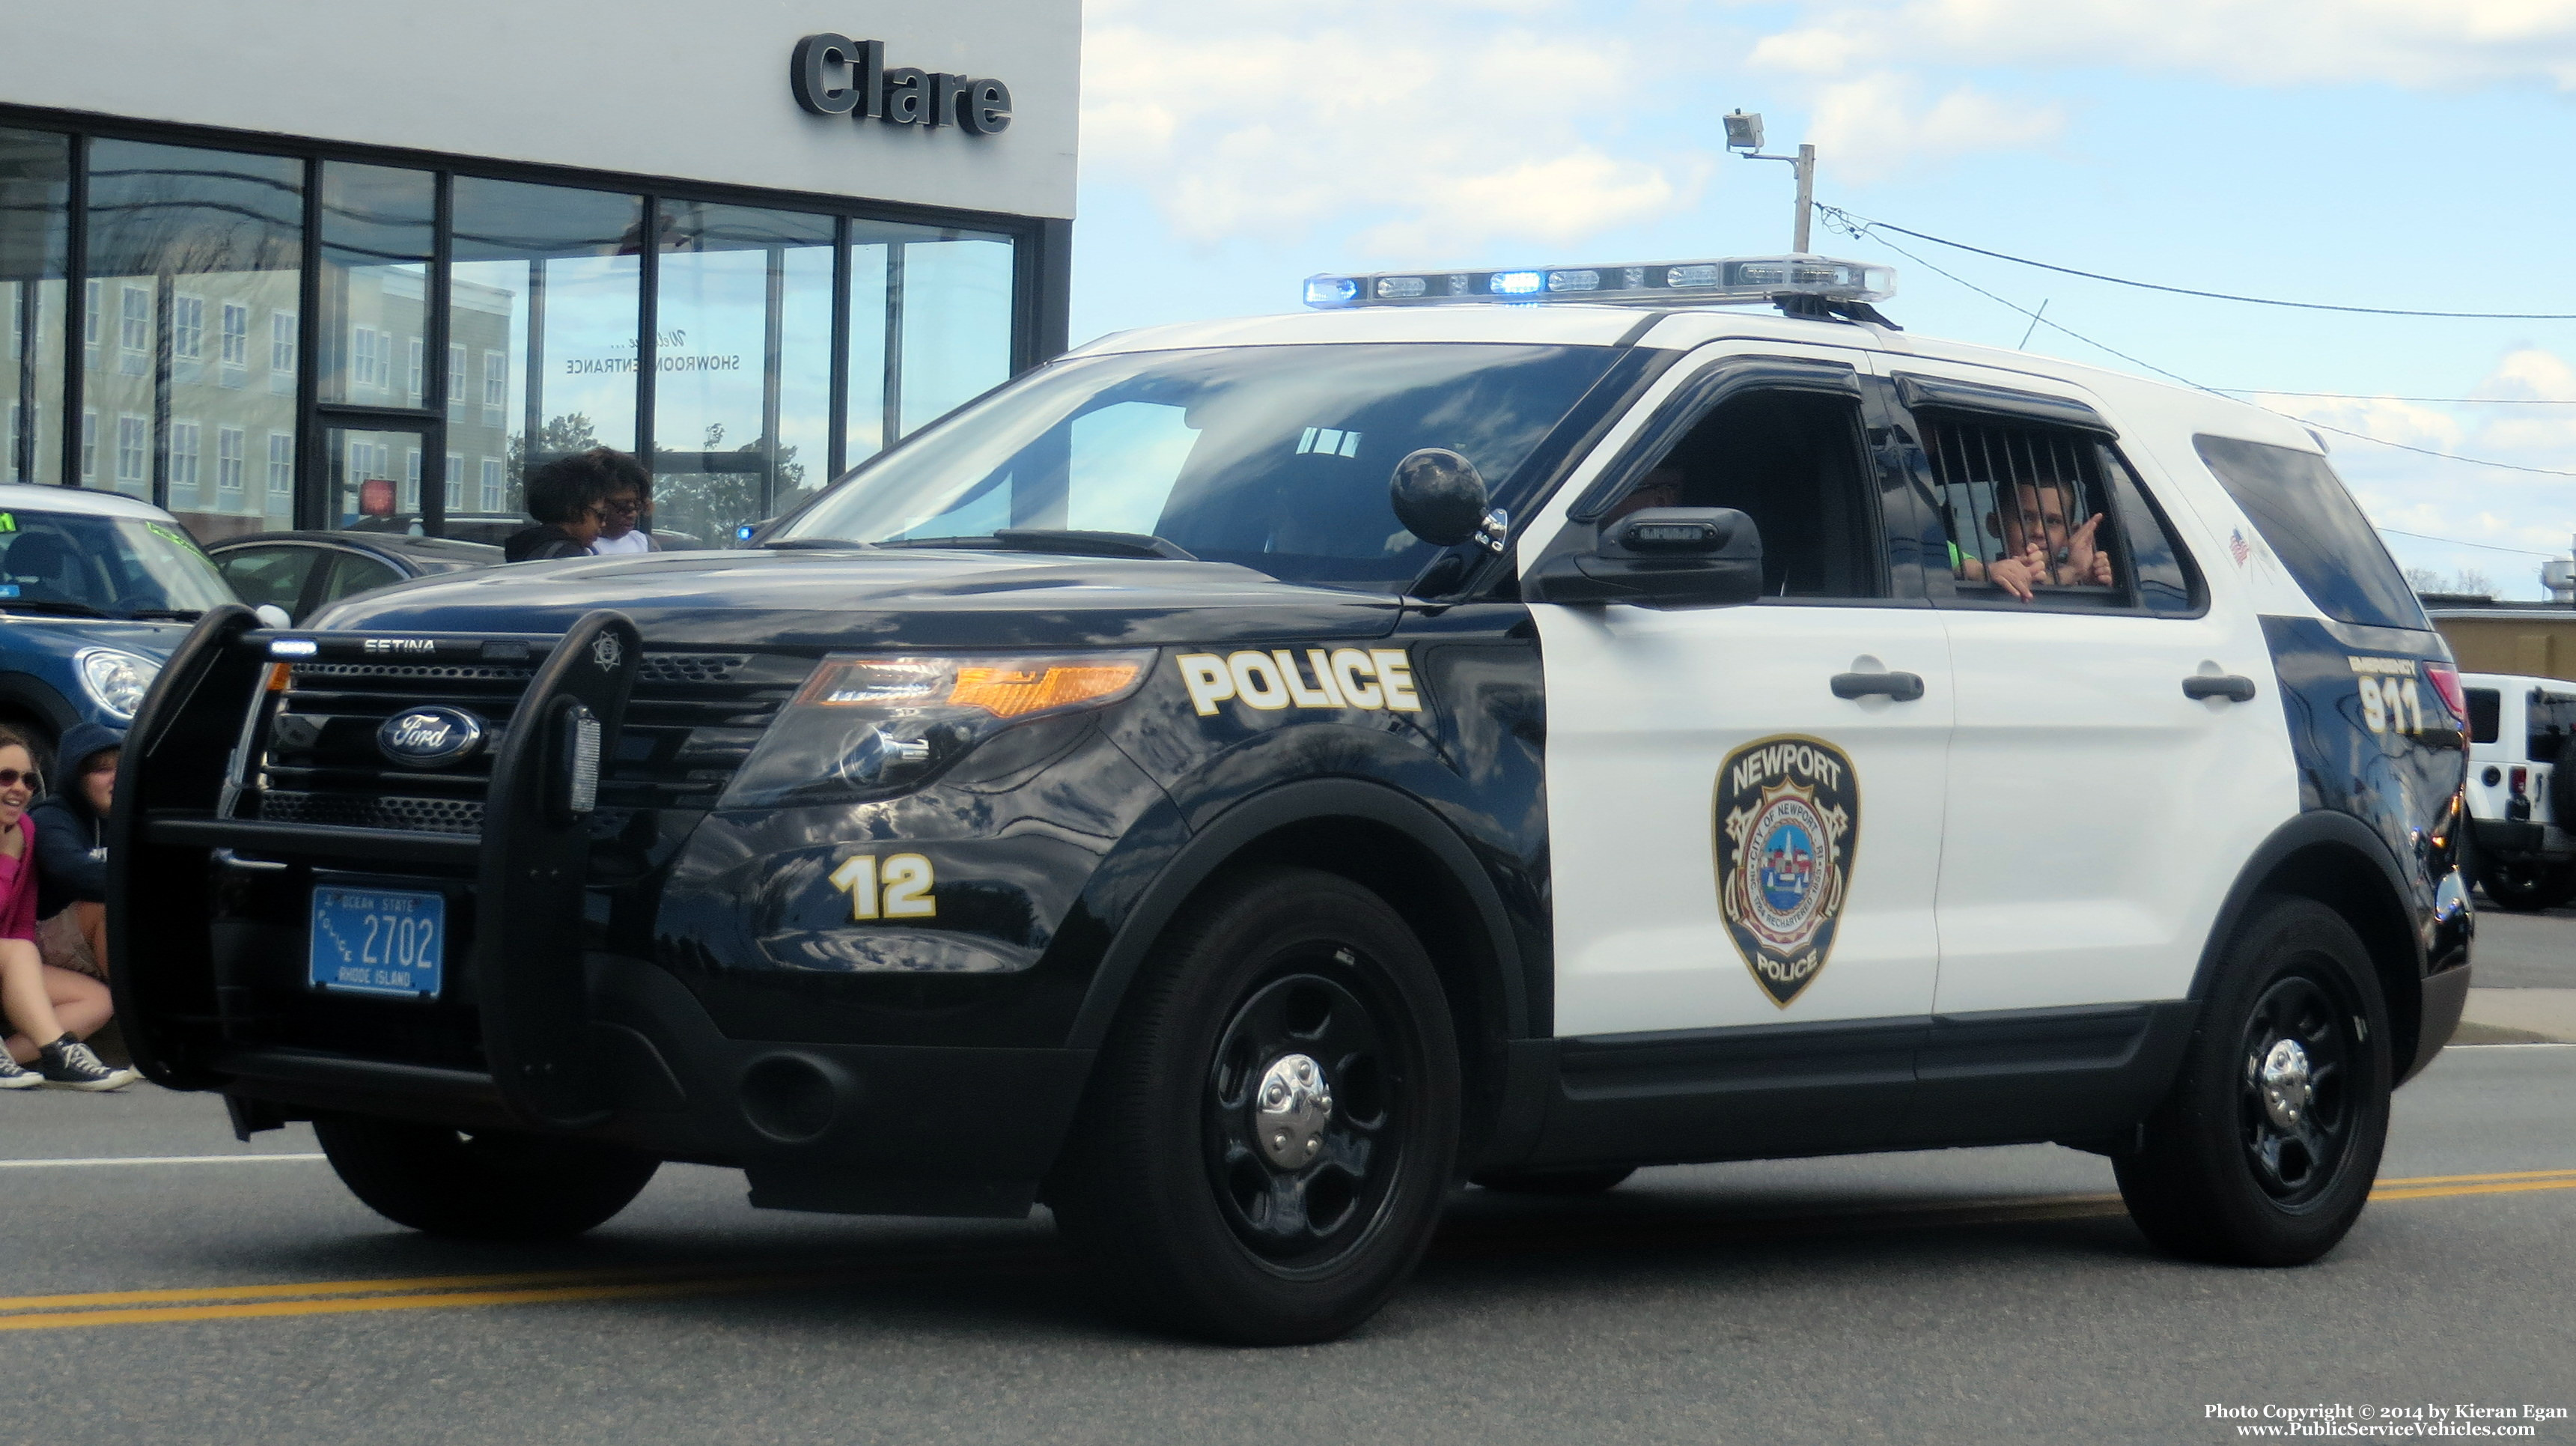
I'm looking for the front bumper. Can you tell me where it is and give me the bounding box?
[112,608,1097,1216]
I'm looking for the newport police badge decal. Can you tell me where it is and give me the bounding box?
[1714,734,1859,1008]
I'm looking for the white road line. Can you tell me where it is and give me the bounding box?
[0,1154,327,1169]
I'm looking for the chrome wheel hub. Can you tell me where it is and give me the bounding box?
[2259,1039,2313,1130]
[1252,1053,1333,1169]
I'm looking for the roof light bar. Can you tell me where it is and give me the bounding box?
[1300,255,1896,310]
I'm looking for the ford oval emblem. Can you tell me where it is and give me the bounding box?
[377,706,487,768]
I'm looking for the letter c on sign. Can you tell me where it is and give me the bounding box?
[791,34,860,115]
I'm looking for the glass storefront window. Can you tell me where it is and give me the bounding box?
[85,139,302,540]
[2,129,70,488]
[652,203,835,547]
[317,164,434,410]
[897,231,1014,434]
[451,177,642,527]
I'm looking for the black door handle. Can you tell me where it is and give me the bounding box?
[1831,670,1925,702]
[2182,674,2258,702]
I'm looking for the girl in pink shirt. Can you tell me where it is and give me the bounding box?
[0,730,133,1090]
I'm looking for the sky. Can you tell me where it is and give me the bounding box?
[1065,0,2576,599]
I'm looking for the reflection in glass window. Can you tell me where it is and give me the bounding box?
[0,505,235,618]
[451,177,642,525]
[318,163,431,422]
[0,127,68,486]
[897,233,1014,435]
[267,432,293,501]
[217,426,245,493]
[448,343,466,416]
[480,458,503,511]
[221,302,249,368]
[653,202,835,546]
[87,139,300,541]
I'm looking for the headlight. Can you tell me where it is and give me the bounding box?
[720,651,1151,808]
[75,648,160,720]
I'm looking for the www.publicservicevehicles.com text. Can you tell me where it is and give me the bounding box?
[2208,1403,2567,1437]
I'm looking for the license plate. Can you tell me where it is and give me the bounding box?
[308,885,446,1000]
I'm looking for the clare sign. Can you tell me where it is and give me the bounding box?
[791,34,1012,135]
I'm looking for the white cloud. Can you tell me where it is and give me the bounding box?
[1747,0,2576,91]
[1806,74,2065,181]
[1080,7,1705,258]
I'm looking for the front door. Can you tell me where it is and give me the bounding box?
[1530,347,1952,1039]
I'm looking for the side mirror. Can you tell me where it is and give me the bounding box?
[1522,507,1764,608]
[252,604,293,630]
[1388,448,1490,548]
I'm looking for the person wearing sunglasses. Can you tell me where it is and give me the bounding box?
[589,468,658,556]
[0,727,136,1090]
[504,449,628,563]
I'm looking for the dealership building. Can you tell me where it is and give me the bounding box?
[0,1,1077,547]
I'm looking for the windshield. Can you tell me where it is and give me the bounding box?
[779,343,1625,588]
[0,507,236,619]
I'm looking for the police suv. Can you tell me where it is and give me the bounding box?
[111,256,2473,1344]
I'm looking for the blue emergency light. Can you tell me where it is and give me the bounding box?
[1300,255,1896,310]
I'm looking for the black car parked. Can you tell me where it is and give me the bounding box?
[206,532,502,625]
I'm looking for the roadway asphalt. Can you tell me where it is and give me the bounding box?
[3,1040,2572,1446]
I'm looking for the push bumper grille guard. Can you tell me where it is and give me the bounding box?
[108,604,645,1130]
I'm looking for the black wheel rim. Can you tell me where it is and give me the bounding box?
[1203,954,1411,1274]
[2236,972,2359,1209]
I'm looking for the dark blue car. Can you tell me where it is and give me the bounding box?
[0,482,252,768]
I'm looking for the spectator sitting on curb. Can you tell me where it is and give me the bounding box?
[0,726,136,1091]
[29,722,121,989]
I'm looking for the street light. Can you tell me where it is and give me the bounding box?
[1724,109,1816,255]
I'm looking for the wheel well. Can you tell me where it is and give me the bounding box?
[1212,816,1514,1159]
[2250,843,2423,1078]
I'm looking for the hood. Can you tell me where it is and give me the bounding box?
[0,615,189,664]
[46,720,124,818]
[304,548,1407,650]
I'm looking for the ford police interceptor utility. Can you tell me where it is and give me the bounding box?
[109,255,2473,1344]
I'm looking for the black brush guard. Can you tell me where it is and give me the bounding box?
[107,604,643,1131]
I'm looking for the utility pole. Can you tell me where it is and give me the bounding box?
[1723,112,1818,253]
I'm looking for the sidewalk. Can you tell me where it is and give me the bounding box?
[2453,987,2576,1045]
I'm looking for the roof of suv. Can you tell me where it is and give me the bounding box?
[1068,303,2317,453]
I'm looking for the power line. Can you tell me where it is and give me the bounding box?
[1815,204,2576,321]
[2217,389,2576,404]
[2376,528,2559,558]
[1817,212,2576,560]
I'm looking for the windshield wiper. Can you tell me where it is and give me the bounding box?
[0,598,109,617]
[123,607,203,622]
[872,529,1197,561]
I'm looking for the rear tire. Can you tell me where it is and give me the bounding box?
[1049,866,1461,1345]
[2479,855,2576,911]
[2115,896,2390,1266]
[314,1114,660,1240]
[1473,1167,1636,1196]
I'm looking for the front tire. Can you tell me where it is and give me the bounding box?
[314,1114,660,1240]
[2115,896,2390,1266]
[1049,866,1461,1345]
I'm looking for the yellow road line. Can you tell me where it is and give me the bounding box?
[9,1167,2575,1332]
[0,1273,817,1333]
[0,1261,771,1313]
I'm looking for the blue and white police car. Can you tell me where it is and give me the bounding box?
[112,256,2471,1343]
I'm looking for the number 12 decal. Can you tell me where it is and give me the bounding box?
[829,853,937,920]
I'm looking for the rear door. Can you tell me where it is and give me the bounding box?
[1878,363,2296,1014]
[1529,343,1953,1039]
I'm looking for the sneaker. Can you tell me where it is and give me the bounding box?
[37,1036,138,1092]
[0,1052,38,1090]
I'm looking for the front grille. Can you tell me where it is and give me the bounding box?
[239,646,812,834]
[258,789,488,833]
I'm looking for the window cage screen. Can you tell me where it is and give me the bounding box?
[1921,415,2118,592]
